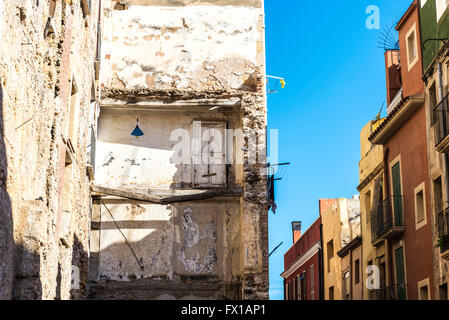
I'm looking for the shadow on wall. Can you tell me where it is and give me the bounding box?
[70,235,88,300]
[96,110,239,190]
[0,78,15,299]
[0,78,44,299]
[55,235,88,300]
[88,200,240,300]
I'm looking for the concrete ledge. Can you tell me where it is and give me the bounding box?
[91,185,242,204]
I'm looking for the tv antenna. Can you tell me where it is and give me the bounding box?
[377,22,399,51]
[375,101,385,122]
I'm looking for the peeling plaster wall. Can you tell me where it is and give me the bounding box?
[95,109,241,189]
[0,1,98,299]
[93,0,268,300]
[101,1,265,91]
[90,199,242,299]
[340,199,361,248]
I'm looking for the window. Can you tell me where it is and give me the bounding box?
[300,272,307,300]
[419,285,429,300]
[405,24,419,70]
[407,31,416,63]
[327,240,334,273]
[394,246,406,300]
[354,259,360,284]
[439,283,448,300]
[415,189,425,222]
[343,271,350,300]
[192,121,227,188]
[391,160,404,225]
[414,182,427,229]
[430,83,437,124]
[365,190,372,225]
[329,286,334,300]
[434,177,443,216]
[310,265,315,300]
[293,277,297,300]
[418,279,430,300]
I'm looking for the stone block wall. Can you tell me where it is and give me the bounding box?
[0,0,98,300]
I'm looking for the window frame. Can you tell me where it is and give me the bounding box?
[418,278,430,300]
[405,23,419,71]
[354,259,360,285]
[414,181,427,230]
[191,120,228,188]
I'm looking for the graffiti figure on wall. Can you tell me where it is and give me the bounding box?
[178,208,217,274]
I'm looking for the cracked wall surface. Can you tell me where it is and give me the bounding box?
[90,0,268,300]
[101,1,265,92]
[0,1,98,299]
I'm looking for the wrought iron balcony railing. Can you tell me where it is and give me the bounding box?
[371,196,404,244]
[434,92,449,147]
[368,284,407,300]
[437,208,449,254]
[368,286,392,300]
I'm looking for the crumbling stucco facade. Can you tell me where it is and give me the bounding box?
[0,0,99,299]
[87,0,269,300]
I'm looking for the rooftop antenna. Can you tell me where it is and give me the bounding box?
[377,21,399,51]
[374,101,385,122]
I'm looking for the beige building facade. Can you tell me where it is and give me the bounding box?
[321,197,361,300]
[357,120,393,300]
[87,0,270,300]
[0,0,99,299]
[422,43,449,300]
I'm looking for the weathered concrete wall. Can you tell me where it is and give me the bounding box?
[93,0,268,300]
[95,108,242,189]
[423,50,449,300]
[340,199,361,248]
[89,198,242,299]
[358,120,391,300]
[101,0,265,92]
[0,1,98,299]
[321,198,360,300]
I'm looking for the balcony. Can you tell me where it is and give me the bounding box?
[434,93,449,153]
[368,284,407,300]
[437,208,449,260]
[371,196,405,245]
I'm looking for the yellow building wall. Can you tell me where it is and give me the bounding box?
[358,120,392,300]
[322,199,344,300]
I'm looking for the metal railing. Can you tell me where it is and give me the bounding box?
[438,208,449,234]
[369,286,393,300]
[437,208,449,253]
[434,93,449,146]
[371,196,404,243]
[369,284,408,300]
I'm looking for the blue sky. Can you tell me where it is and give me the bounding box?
[265,0,412,300]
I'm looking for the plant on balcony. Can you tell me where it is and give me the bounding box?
[437,234,449,253]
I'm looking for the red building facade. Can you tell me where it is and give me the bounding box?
[369,0,434,300]
[281,217,323,300]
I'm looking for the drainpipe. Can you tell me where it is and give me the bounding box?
[438,62,449,209]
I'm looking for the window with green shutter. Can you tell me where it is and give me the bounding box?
[395,246,406,300]
[391,162,403,226]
